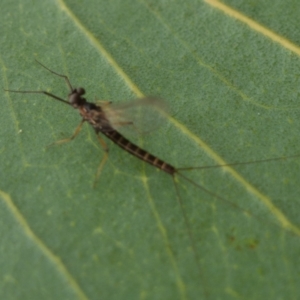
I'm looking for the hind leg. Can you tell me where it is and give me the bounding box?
[93,134,109,187]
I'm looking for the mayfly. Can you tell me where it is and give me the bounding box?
[5,61,298,292]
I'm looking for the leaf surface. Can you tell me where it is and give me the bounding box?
[1,0,300,299]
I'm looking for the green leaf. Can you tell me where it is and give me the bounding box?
[1,0,300,299]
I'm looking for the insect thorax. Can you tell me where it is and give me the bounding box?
[79,103,111,132]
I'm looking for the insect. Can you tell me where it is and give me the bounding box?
[5,61,298,297]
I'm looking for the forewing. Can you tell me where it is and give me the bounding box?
[101,97,168,136]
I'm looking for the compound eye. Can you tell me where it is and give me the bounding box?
[77,87,85,95]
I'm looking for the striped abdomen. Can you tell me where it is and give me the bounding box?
[102,130,176,175]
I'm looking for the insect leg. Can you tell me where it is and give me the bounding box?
[93,134,109,187]
[47,119,85,148]
[4,89,70,106]
[35,59,73,92]
[172,176,208,297]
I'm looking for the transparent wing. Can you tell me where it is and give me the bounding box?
[99,97,168,136]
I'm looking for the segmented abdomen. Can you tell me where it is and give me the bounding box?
[102,130,176,175]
